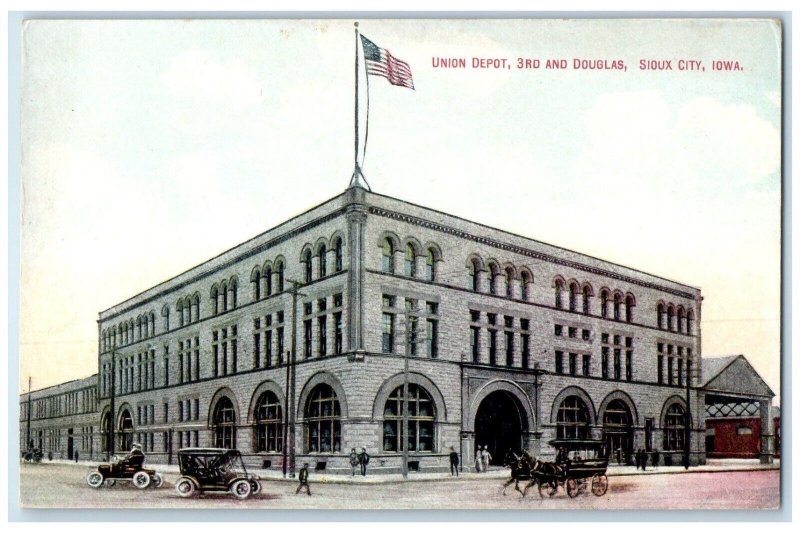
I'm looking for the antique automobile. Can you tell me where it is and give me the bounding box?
[22,448,44,463]
[174,448,262,500]
[85,451,163,489]
[537,439,610,498]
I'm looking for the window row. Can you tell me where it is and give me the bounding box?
[467,255,534,300]
[380,234,442,282]
[300,236,345,284]
[469,324,531,368]
[657,343,693,386]
[657,302,695,334]
[178,398,201,422]
[102,311,157,351]
[553,277,637,323]
[252,312,287,369]
[381,295,440,357]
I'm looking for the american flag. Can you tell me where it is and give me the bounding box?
[360,35,414,90]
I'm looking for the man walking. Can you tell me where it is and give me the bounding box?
[481,446,492,472]
[349,448,359,477]
[295,463,311,496]
[358,447,370,476]
[475,445,482,472]
[449,447,460,476]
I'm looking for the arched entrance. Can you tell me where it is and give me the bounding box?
[101,411,113,455]
[118,409,134,452]
[603,400,633,465]
[474,391,525,465]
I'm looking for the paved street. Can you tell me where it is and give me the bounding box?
[19,462,779,510]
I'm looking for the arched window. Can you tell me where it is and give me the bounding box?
[554,279,565,309]
[505,268,514,298]
[425,249,435,281]
[677,307,686,333]
[582,285,591,315]
[319,244,327,278]
[626,294,635,323]
[600,290,609,319]
[468,260,479,291]
[382,239,395,273]
[212,397,237,449]
[383,384,436,452]
[149,313,155,337]
[251,267,261,301]
[136,316,142,341]
[176,300,185,327]
[264,266,273,296]
[334,238,343,272]
[520,271,531,301]
[304,249,313,283]
[276,261,285,293]
[404,244,416,277]
[192,294,200,323]
[687,310,694,335]
[211,286,219,316]
[118,409,134,452]
[306,384,341,453]
[254,391,283,453]
[557,396,590,440]
[667,305,675,331]
[664,403,686,451]
[657,303,665,329]
[101,411,113,454]
[569,282,579,312]
[162,305,170,332]
[489,264,500,295]
[613,293,623,321]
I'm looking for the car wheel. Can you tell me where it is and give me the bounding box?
[230,479,252,500]
[151,472,164,488]
[86,472,103,488]
[249,480,262,495]
[175,477,196,498]
[132,471,151,489]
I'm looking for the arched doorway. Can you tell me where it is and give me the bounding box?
[118,409,134,452]
[603,399,633,464]
[474,391,525,466]
[212,396,237,449]
[101,411,113,455]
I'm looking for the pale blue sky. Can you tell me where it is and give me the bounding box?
[20,19,781,399]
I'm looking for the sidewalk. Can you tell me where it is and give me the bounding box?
[39,458,779,485]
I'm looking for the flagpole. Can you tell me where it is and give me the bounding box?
[353,22,359,176]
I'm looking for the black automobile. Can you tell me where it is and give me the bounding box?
[174,448,262,500]
[86,452,163,489]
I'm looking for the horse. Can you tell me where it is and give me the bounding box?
[501,449,534,496]
[523,457,561,498]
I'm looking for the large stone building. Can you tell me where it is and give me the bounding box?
[21,183,714,473]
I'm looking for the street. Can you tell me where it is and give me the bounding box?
[19,462,779,510]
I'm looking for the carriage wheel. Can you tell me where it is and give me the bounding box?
[566,478,580,498]
[132,471,151,489]
[591,474,609,496]
[249,480,262,495]
[86,472,103,488]
[230,479,252,500]
[151,472,164,488]
[538,480,558,498]
[175,477,196,498]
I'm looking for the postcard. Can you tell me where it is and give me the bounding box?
[17,18,782,511]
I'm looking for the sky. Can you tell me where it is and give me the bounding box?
[18,19,781,401]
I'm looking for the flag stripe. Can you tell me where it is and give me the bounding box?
[360,34,414,90]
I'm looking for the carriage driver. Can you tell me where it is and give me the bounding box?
[121,442,145,469]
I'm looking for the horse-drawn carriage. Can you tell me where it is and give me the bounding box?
[503,439,609,498]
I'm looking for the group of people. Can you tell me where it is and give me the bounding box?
[634,448,660,470]
[474,445,493,472]
[348,447,371,476]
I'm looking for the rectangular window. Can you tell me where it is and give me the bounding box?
[582,354,591,376]
[613,335,621,345]
[382,313,395,354]
[254,332,261,368]
[265,330,273,367]
[408,317,418,356]
[470,310,480,322]
[626,350,633,381]
[194,399,199,421]
[613,348,621,380]
[487,313,497,326]
[179,353,185,383]
[231,326,237,374]
[277,327,284,364]
[601,347,609,378]
[657,355,664,383]
[334,312,343,355]
[470,327,480,363]
[221,340,228,377]
[383,294,395,308]
[667,357,674,385]
[582,329,590,341]
[334,293,343,307]
[505,331,514,366]
[489,330,497,365]
[318,316,327,356]
[554,324,563,336]
[569,353,578,376]
[626,336,633,348]
[178,402,184,422]
[304,302,312,315]
[304,320,312,358]
[318,298,327,312]
[520,318,529,331]
[568,326,577,339]
[427,319,438,358]
[504,315,513,328]
[555,350,564,374]
[164,347,170,387]
[405,298,417,312]
[521,333,530,369]
[677,358,684,386]
[426,302,438,315]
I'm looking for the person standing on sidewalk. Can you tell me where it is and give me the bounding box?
[481,446,492,472]
[641,449,647,471]
[635,449,642,470]
[349,448,359,476]
[358,447,370,476]
[296,463,311,496]
[475,446,482,473]
[449,447,460,476]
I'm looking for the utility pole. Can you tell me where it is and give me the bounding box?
[401,304,419,479]
[26,376,32,450]
[684,359,692,469]
[286,279,306,478]
[109,343,116,456]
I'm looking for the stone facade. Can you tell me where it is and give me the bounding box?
[19,184,706,473]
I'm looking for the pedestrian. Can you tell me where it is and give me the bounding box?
[449,447,460,476]
[48,451,53,461]
[74,450,79,463]
[651,449,660,468]
[481,445,492,472]
[634,449,641,470]
[358,447,370,476]
[295,463,311,496]
[349,448,359,477]
[641,449,647,471]
[475,445,482,473]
